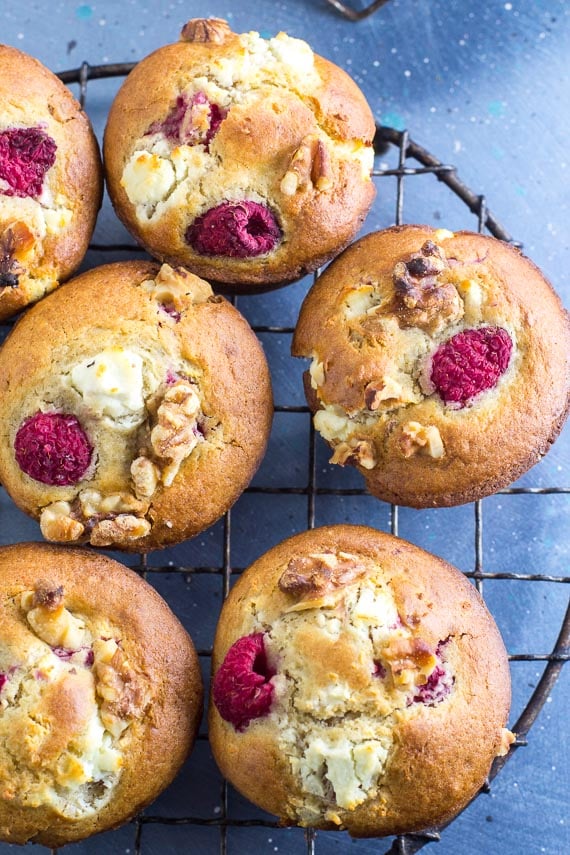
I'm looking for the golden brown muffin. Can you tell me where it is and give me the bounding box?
[103,18,375,292]
[0,542,202,846]
[0,260,273,550]
[0,45,102,320]
[292,225,570,507]
[209,525,514,837]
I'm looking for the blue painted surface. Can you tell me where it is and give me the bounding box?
[0,1,568,854]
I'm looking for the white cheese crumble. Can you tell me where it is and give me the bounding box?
[70,347,145,425]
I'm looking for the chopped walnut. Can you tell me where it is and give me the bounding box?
[40,501,84,543]
[131,456,160,500]
[279,551,367,609]
[309,358,325,390]
[22,584,89,649]
[151,379,203,486]
[393,240,463,334]
[330,438,377,470]
[497,728,516,757]
[382,637,437,687]
[400,422,445,459]
[141,263,213,313]
[93,639,147,737]
[90,515,151,547]
[180,17,232,43]
[280,134,332,196]
[364,376,416,411]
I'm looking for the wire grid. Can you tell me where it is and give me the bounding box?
[5,60,561,855]
[324,0,393,22]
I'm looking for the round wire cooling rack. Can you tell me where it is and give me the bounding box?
[0,59,566,855]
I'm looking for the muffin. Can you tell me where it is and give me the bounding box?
[0,260,273,550]
[0,45,102,320]
[292,225,570,507]
[0,542,202,846]
[209,525,514,836]
[103,18,375,292]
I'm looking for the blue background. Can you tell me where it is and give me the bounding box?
[0,1,568,854]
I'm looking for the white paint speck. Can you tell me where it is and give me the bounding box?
[17,32,24,39]
[373,60,380,67]
[404,69,411,77]
[505,2,513,10]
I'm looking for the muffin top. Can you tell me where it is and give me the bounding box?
[103,19,375,290]
[0,260,272,550]
[209,525,513,836]
[0,45,102,320]
[0,543,202,846]
[293,226,570,507]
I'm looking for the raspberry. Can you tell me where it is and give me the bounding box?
[159,302,181,322]
[430,326,512,407]
[213,633,276,732]
[0,674,6,692]
[186,201,281,258]
[14,412,93,486]
[0,127,57,198]
[52,646,94,666]
[52,647,75,660]
[146,92,226,149]
[373,661,387,678]
[412,665,451,705]
[412,639,453,706]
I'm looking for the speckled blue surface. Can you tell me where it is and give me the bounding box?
[0,1,568,854]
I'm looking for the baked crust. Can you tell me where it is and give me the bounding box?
[209,525,512,837]
[103,20,375,291]
[0,542,202,846]
[292,225,570,507]
[0,45,102,320]
[0,260,273,550]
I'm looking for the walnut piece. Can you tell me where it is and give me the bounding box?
[400,421,444,459]
[40,501,84,543]
[180,17,232,44]
[280,134,332,196]
[151,379,203,486]
[382,637,437,687]
[279,551,367,608]
[93,639,147,738]
[23,584,89,649]
[497,728,516,757]
[393,240,463,334]
[90,515,151,547]
[364,376,416,411]
[330,438,377,470]
[131,456,160,500]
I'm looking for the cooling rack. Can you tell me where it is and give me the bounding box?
[0,57,567,855]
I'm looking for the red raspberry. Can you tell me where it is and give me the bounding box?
[212,633,276,732]
[430,326,512,407]
[186,201,281,258]
[14,412,93,486]
[0,674,6,692]
[412,665,451,705]
[146,92,226,149]
[0,127,57,198]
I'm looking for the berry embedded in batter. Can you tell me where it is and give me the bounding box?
[14,412,93,486]
[212,632,276,732]
[0,127,57,198]
[146,91,226,149]
[412,664,450,705]
[430,326,512,407]
[186,201,282,258]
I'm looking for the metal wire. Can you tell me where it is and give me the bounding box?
[324,0,394,22]
[30,61,569,854]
